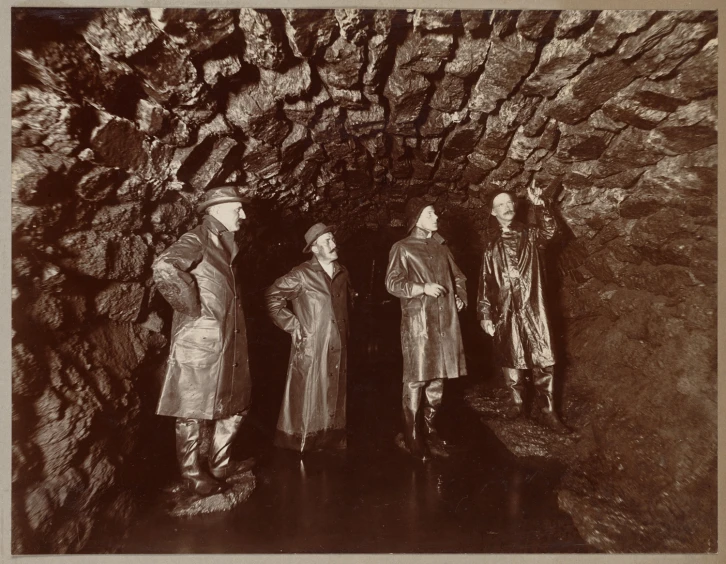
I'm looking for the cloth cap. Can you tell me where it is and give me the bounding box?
[404,197,434,233]
[196,186,250,213]
[303,222,334,253]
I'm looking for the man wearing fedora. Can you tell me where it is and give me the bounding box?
[265,223,355,453]
[385,198,467,461]
[153,185,253,496]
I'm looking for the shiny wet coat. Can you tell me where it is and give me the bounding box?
[385,228,468,383]
[152,215,251,420]
[265,258,353,452]
[477,203,558,369]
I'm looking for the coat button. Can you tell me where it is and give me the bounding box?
[233,362,239,367]
[234,329,240,334]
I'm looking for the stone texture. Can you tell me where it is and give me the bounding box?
[470,33,538,113]
[127,37,201,104]
[554,11,597,39]
[516,10,556,40]
[413,9,456,31]
[94,283,145,322]
[522,38,592,97]
[281,9,338,59]
[395,29,455,76]
[581,10,656,54]
[544,57,639,124]
[82,9,161,59]
[148,9,236,52]
[226,82,290,145]
[238,9,288,70]
[319,36,364,90]
[384,69,430,135]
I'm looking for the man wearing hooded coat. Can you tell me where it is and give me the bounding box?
[385,198,467,460]
[153,186,253,496]
[477,184,570,434]
[265,223,354,453]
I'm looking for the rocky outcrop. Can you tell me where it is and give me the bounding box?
[12,7,717,554]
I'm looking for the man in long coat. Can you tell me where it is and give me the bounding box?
[265,223,354,453]
[477,184,570,434]
[385,198,467,461]
[153,186,253,496]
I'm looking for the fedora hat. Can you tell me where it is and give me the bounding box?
[303,222,334,253]
[196,186,250,213]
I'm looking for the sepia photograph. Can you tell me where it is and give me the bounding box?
[8,1,719,558]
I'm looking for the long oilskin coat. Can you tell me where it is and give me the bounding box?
[477,204,558,370]
[153,215,251,420]
[265,258,353,452]
[385,227,468,383]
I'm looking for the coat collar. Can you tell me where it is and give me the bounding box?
[309,257,342,278]
[410,226,446,244]
[203,214,229,235]
[487,218,525,242]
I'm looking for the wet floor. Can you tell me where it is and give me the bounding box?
[113,350,595,554]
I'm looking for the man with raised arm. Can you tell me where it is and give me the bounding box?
[478,183,571,434]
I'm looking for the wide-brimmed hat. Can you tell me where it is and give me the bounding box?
[303,222,334,253]
[196,186,250,213]
[404,197,434,233]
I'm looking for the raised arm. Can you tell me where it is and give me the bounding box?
[152,233,204,318]
[528,183,557,245]
[265,268,304,334]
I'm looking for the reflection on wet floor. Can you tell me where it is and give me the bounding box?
[117,372,595,554]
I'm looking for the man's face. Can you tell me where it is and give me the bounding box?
[211,201,246,232]
[491,193,516,224]
[312,232,338,262]
[416,205,438,233]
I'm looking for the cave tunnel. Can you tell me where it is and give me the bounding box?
[10,7,718,555]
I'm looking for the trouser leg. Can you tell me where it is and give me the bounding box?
[532,366,571,435]
[402,381,427,459]
[209,409,251,480]
[175,418,225,496]
[532,366,555,413]
[502,367,525,418]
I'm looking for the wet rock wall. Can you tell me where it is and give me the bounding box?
[11,8,717,553]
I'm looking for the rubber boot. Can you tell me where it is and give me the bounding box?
[175,418,226,496]
[533,366,571,435]
[423,379,449,458]
[502,368,525,419]
[209,412,255,481]
[402,382,429,461]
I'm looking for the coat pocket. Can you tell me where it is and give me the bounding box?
[173,319,222,367]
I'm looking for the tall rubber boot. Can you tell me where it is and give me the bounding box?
[209,411,255,480]
[422,379,449,458]
[402,382,428,461]
[502,368,525,419]
[175,418,226,496]
[533,366,571,435]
